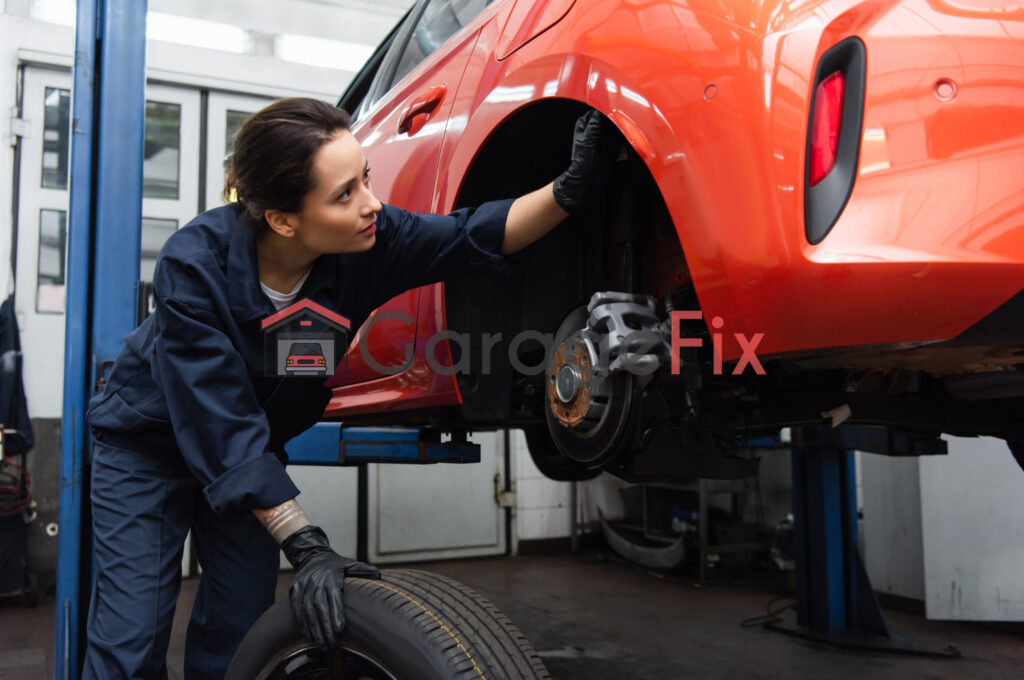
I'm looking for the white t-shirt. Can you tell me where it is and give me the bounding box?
[260,268,312,312]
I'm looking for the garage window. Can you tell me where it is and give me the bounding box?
[36,209,66,313]
[140,217,179,283]
[143,100,181,199]
[224,109,249,155]
[41,88,70,190]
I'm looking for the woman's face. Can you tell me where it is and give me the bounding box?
[290,129,383,254]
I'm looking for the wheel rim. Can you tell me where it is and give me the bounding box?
[261,643,398,680]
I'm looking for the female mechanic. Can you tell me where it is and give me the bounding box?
[82,97,614,679]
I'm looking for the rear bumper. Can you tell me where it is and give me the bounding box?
[697,0,1024,360]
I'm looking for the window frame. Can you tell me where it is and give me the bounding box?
[386,0,492,93]
[345,0,495,122]
[339,2,425,121]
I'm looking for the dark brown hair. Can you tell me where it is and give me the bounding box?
[224,97,351,231]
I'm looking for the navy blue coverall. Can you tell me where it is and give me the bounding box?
[82,198,514,680]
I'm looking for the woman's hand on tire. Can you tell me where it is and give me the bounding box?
[282,525,380,648]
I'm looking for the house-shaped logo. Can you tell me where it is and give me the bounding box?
[260,299,351,378]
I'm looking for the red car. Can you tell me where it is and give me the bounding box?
[321,0,1024,481]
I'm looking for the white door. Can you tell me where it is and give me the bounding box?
[204,92,274,211]
[13,69,72,420]
[14,70,200,418]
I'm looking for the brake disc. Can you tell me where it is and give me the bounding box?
[545,306,637,466]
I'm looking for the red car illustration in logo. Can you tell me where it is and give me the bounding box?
[261,299,350,378]
[285,343,328,377]
[317,0,1024,481]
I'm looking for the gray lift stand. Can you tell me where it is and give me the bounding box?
[763,425,960,658]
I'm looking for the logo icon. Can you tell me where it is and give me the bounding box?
[260,299,351,377]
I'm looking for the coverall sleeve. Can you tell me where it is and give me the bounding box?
[369,198,516,304]
[152,256,300,516]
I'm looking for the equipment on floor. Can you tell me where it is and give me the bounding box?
[0,428,38,604]
[596,438,779,578]
[1,293,40,605]
[598,506,687,570]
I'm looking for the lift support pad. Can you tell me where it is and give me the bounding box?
[285,424,481,465]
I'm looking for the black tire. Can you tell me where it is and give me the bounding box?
[523,425,603,482]
[226,568,550,680]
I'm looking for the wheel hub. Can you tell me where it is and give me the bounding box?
[555,364,581,403]
[547,331,602,428]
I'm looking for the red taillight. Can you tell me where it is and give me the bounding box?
[809,71,845,186]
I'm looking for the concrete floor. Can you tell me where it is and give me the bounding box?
[2,551,1023,679]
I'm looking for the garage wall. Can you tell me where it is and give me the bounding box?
[510,429,574,541]
[920,436,1024,620]
[860,436,1024,620]
[509,429,636,544]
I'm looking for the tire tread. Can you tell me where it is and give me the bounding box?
[351,569,550,680]
[227,567,549,680]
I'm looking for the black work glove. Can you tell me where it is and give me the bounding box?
[283,525,381,648]
[552,110,619,213]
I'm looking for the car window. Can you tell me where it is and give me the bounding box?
[340,6,411,120]
[388,0,492,90]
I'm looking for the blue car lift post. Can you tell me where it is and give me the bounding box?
[762,424,960,658]
[57,0,149,677]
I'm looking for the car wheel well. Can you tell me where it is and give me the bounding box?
[446,99,692,423]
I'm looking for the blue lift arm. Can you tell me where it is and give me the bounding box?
[285,424,481,465]
[56,1,148,677]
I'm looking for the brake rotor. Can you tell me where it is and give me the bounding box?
[545,306,638,466]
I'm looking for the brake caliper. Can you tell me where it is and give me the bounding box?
[546,292,670,430]
[583,291,670,380]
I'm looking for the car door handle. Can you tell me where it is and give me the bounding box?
[398,85,447,136]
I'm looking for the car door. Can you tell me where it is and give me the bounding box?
[328,0,500,399]
[327,2,517,565]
